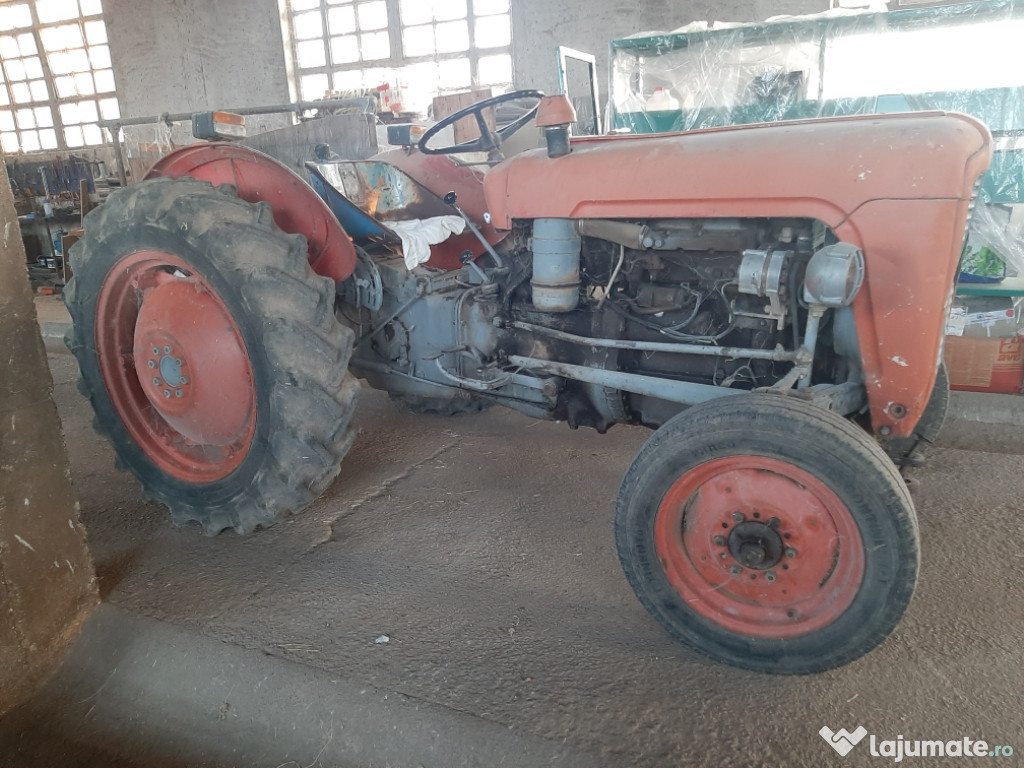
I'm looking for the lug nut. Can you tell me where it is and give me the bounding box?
[768,517,780,529]
[730,565,742,575]
[713,535,726,546]
[175,358,182,365]
[180,376,188,384]
[765,571,776,583]
[163,345,171,354]
[147,360,155,369]
[175,389,183,398]
[153,377,161,385]
[152,347,159,355]
[163,390,171,398]
[785,548,797,559]
[732,512,744,523]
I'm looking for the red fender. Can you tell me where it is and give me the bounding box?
[147,143,356,283]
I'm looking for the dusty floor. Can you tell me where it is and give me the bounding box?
[4,296,1024,766]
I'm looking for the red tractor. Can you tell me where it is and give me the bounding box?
[65,92,991,673]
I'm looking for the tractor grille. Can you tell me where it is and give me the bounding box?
[961,176,983,254]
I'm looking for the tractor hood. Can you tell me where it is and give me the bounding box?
[484,111,992,440]
[483,112,989,228]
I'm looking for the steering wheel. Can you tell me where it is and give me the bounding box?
[418,89,544,156]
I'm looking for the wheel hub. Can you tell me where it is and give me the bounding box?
[654,457,865,639]
[141,342,191,402]
[728,520,784,570]
[94,249,258,483]
[159,352,184,388]
[132,280,253,446]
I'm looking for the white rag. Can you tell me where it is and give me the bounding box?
[388,215,467,269]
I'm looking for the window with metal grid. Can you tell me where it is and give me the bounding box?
[0,0,118,153]
[285,0,513,114]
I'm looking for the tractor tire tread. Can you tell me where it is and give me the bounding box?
[615,393,918,674]
[65,176,358,535]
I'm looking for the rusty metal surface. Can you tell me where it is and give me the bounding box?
[328,161,454,223]
[306,163,400,245]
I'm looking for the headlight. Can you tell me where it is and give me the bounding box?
[803,243,865,307]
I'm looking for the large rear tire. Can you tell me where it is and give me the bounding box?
[65,177,359,534]
[615,394,918,674]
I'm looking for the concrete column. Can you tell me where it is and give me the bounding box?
[0,160,98,717]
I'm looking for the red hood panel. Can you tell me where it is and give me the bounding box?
[483,112,992,439]
[484,112,989,228]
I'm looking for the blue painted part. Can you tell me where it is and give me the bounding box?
[310,159,453,221]
[373,166,420,213]
[160,355,183,387]
[306,167,397,243]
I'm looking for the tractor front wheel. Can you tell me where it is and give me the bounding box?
[65,177,359,534]
[615,394,919,674]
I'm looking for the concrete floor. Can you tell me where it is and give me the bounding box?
[2,296,1023,767]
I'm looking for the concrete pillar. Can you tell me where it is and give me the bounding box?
[0,160,98,717]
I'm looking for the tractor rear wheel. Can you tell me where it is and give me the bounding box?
[615,394,918,674]
[65,177,359,534]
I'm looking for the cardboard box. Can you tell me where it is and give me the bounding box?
[944,334,1024,393]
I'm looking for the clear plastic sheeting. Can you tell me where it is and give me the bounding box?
[964,203,1024,281]
[986,132,1024,205]
[121,121,193,182]
[609,1,1024,204]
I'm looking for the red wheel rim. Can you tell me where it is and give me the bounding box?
[654,456,865,639]
[95,250,257,483]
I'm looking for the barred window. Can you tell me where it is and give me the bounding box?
[0,0,118,153]
[284,0,513,114]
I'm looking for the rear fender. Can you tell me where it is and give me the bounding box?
[147,143,356,282]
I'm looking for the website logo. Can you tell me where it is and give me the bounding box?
[820,726,869,757]
[819,726,1014,761]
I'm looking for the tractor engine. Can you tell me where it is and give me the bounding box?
[341,215,855,433]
